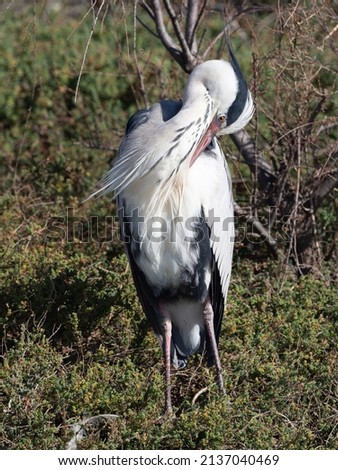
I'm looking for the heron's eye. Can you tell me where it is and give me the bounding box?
[218,114,226,124]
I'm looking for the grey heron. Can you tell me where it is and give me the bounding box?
[87,46,254,413]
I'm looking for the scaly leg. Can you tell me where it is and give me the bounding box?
[159,303,172,414]
[203,297,225,394]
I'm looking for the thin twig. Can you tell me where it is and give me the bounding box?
[231,130,276,190]
[136,15,159,39]
[162,0,195,69]
[308,169,338,211]
[303,95,327,139]
[134,0,149,108]
[75,0,106,103]
[234,201,281,258]
[185,0,200,49]
[67,2,96,41]
[139,0,155,20]
[150,0,183,66]
[122,0,131,59]
[151,0,179,51]
[100,1,110,33]
[315,120,338,137]
[190,0,207,54]
[202,30,225,60]
[192,387,208,405]
[324,23,338,41]
[162,0,186,51]
[292,130,302,273]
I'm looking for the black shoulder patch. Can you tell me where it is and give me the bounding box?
[159,100,182,122]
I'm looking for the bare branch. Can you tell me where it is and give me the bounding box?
[139,0,155,20]
[231,130,277,190]
[149,0,178,51]
[202,30,225,60]
[185,0,200,48]
[136,15,159,39]
[202,5,272,60]
[146,0,187,69]
[234,201,281,259]
[186,0,208,55]
[315,119,338,137]
[192,386,208,405]
[303,94,327,139]
[134,2,149,108]
[308,150,338,211]
[75,0,106,103]
[162,0,196,71]
[192,0,208,47]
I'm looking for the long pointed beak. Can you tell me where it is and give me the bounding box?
[190,115,221,167]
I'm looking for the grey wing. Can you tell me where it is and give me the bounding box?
[114,101,184,336]
[114,102,184,338]
[85,100,182,201]
[202,140,235,347]
[207,141,234,303]
[117,195,162,338]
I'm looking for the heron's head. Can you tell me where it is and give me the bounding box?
[185,58,254,136]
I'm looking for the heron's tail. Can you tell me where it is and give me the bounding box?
[167,301,205,369]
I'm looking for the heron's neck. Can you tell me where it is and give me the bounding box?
[142,90,214,217]
[182,81,211,111]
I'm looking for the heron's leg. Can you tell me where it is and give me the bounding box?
[203,297,225,394]
[159,303,172,414]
